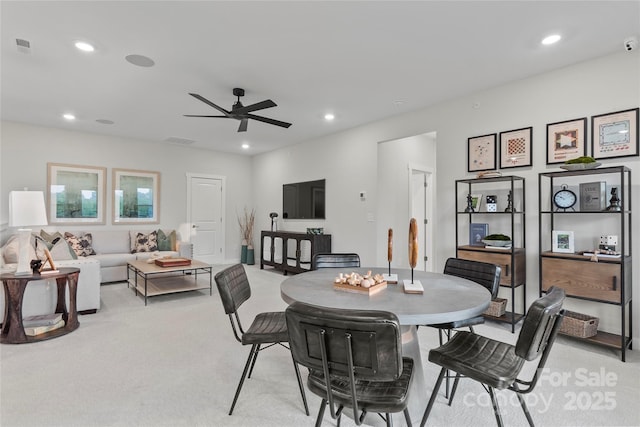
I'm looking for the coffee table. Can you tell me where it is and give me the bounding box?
[127,260,212,305]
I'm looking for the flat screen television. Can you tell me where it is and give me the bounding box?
[282,179,325,219]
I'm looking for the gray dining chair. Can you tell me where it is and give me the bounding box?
[420,286,565,427]
[214,264,309,416]
[286,301,415,427]
[311,253,361,270]
[427,257,501,399]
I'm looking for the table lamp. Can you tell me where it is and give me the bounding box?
[9,190,48,275]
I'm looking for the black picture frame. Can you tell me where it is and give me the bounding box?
[499,127,532,169]
[591,108,639,160]
[546,117,587,165]
[467,133,497,172]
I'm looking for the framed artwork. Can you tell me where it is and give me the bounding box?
[546,117,587,164]
[552,230,574,253]
[591,108,639,160]
[47,163,106,224]
[467,134,497,172]
[470,194,482,211]
[113,169,160,224]
[499,127,532,168]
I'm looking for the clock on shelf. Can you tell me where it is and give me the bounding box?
[553,184,577,212]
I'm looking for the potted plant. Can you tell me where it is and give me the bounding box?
[237,207,255,264]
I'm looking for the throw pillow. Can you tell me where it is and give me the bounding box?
[49,238,78,260]
[64,232,96,257]
[157,229,176,251]
[132,231,158,253]
[40,230,64,245]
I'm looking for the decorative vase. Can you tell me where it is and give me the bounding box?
[241,244,248,264]
[246,247,255,265]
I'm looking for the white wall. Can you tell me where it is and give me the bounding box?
[0,122,253,260]
[252,51,640,340]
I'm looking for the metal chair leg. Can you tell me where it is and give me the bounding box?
[420,367,446,427]
[291,355,309,415]
[315,399,327,427]
[247,344,261,378]
[516,392,535,427]
[386,412,393,427]
[229,344,258,415]
[448,373,461,406]
[403,407,412,426]
[488,387,504,427]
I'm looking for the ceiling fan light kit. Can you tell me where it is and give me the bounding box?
[185,88,291,132]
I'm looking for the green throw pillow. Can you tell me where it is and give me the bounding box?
[157,229,176,251]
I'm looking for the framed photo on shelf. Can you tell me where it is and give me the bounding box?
[591,108,639,160]
[552,230,574,253]
[546,117,587,164]
[470,194,482,212]
[468,133,497,172]
[469,223,488,246]
[113,169,160,224]
[47,163,106,225]
[499,127,532,168]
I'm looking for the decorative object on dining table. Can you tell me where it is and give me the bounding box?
[579,181,606,211]
[30,259,43,274]
[504,190,515,212]
[403,218,424,294]
[606,187,621,211]
[154,257,192,267]
[269,212,278,231]
[382,228,398,284]
[486,195,497,212]
[333,271,387,295]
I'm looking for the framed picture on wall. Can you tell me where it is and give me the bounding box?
[546,117,587,164]
[552,230,574,253]
[499,127,532,168]
[591,108,639,160]
[47,163,106,224]
[468,133,497,172]
[113,169,160,224]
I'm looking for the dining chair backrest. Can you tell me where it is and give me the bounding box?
[516,286,565,361]
[443,257,501,299]
[311,253,361,270]
[286,301,403,381]
[215,263,251,315]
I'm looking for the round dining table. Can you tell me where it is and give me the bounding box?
[281,267,491,425]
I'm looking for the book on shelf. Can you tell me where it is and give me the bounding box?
[22,313,63,328]
[24,319,65,336]
[469,223,488,246]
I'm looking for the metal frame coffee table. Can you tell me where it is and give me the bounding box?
[127,260,212,305]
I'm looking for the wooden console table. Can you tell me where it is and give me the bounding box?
[260,230,331,275]
[1,267,80,344]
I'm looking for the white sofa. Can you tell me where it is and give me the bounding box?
[1,228,191,319]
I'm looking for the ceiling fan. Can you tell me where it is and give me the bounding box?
[184,88,292,132]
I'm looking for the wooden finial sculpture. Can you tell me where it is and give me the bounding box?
[408,218,418,283]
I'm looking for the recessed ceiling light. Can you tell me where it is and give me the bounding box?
[541,34,561,45]
[75,41,95,52]
[63,113,76,121]
[125,54,155,67]
[242,143,250,150]
[324,113,335,121]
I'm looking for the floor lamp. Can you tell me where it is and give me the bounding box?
[8,191,48,275]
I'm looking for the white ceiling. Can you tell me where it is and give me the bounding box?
[2,1,639,155]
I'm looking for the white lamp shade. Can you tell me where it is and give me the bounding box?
[9,191,48,227]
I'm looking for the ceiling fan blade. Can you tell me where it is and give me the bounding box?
[247,114,292,128]
[232,99,277,114]
[188,93,230,116]
[183,115,229,118]
[238,118,249,132]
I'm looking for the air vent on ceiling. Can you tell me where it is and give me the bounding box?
[165,137,195,145]
[16,38,31,54]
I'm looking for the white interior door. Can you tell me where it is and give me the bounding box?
[187,174,225,264]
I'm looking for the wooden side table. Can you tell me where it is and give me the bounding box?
[1,267,80,344]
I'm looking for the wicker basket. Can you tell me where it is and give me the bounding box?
[559,310,599,338]
[483,297,507,317]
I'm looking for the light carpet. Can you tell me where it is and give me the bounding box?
[1,264,638,427]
